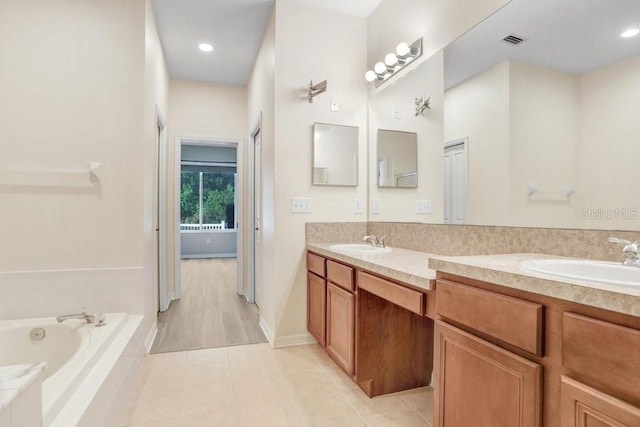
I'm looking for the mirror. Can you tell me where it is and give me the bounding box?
[312,123,359,186]
[377,129,418,188]
[368,0,640,231]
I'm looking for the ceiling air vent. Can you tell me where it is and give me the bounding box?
[502,34,526,45]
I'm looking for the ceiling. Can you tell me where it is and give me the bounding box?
[444,0,640,89]
[151,0,382,85]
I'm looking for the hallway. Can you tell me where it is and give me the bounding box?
[151,259,266,353]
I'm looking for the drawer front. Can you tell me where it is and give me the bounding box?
[327,260,355,292]
[436,280,543,355]
[357,271,424,315]
[307,252,326,277]
[563,312,640,400]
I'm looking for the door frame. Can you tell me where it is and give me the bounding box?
[246,114,262,304]
[173,135,244,300]
[156,106,169,312]
[444,137,468,225]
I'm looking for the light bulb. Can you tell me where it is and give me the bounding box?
[198,43,214,52]
[385,53,398,66]
[396,42,410,56]
[621,28,639,38]
[365,70,377,82]
[374,61,386,74]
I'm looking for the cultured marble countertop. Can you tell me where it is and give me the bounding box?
[0,363,45,411]
[306,243,436,291]
[429,253,640,317]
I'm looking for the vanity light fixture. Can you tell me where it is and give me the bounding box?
[308,80,328,103]
[620,28,639,38]
[365,38,423,87]
[198,43,214,52]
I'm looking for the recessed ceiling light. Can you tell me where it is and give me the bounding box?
[198,43,214,52]
[620,28,639,38]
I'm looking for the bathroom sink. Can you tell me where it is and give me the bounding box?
[520,259,640,287]
[328,244,391,254]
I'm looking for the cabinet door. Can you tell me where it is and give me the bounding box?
[434,321,542,427]
[326,282,355,375]
[561,376,640,427]
[307,272,326,347]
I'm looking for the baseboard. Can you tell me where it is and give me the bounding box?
[258,317,317,348]
[144,322,157,354]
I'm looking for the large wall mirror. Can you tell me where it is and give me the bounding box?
[368,0,640,231]
[312,123,359,186]
[377,129,418,188]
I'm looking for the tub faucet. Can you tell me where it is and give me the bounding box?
[56,308,106,326]
[363,235,387,248]
[609,237,640,267]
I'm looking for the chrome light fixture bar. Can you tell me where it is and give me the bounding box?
[365,38,422,87]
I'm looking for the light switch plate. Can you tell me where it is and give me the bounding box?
[371,199,381,214]
[292,197,312,213]
[416,200,432,214]
[392,105,401,119]
[353,198,363,214]
[330,98,340,112]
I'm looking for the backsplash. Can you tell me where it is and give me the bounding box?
[367,222,639,262]
[305,222,367,244]
[306,221,639,262]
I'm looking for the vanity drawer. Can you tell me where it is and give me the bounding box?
[436,280,543,355]
[357,271,424,315]
[307,252,326,277]
[563,312,640,399]
[327,260,355,292]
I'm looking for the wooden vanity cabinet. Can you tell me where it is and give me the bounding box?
[306,253,327,347]
[326,282,355,375]
[434,273,640,427]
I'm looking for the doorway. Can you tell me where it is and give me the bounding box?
[444,138,467,224]
[247,116,261,306]
[155,107,168,312]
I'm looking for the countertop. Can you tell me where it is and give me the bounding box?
[429,253,640,317]
[306,243,436,291]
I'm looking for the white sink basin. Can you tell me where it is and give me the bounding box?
[520,259,640,287]
[328,244,391,254]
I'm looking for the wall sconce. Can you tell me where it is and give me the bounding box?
[308,80,327,103]
[365,38,423,87]
[414,96,430,116]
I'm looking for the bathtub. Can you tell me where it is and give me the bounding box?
[0,313,144,426]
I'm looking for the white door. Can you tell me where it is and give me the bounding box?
[253,130,261,307]
[444,139,467,224]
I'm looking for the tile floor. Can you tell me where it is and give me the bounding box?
[118,343,433,427]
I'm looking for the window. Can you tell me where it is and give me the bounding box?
[180,170,235,230]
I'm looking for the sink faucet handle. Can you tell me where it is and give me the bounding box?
[80,306,88,315]
[379,236,387,248]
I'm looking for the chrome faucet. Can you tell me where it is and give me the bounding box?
[56,308,106,326]
[363,234,387,248]
[609,237,640,267]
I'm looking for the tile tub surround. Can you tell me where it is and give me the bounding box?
[367,222,640,262]
[429,253,640,317]
[305,222,368,244]
[307,243,435,291]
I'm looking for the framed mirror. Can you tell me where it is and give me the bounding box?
[377,129,418,188]
[312,123,359,186]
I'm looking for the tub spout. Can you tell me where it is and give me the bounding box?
[56,308,104,325]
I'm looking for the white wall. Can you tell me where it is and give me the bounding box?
[444,61,511,225]
[0,0,154,321]
[579,54,640,231]
[369,52,444,223]
[269,0,369,340]
[166,80,247,297]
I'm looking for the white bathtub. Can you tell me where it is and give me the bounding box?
[0,313,144,426]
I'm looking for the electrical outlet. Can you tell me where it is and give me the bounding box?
[371,199,381,214]
[416,200,432,214]
[353,198,362,214]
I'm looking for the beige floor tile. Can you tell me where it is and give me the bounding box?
[145,351,187,370]
[396,387,434,423]
[228,356,279,383]
[172,410,240,427]
[186,347,229,365]
[129,386,183,425]
[184,361,232,386]
[179,382,238,416]
[227,342,272,361]
[363,407,431,427]
[342,387,411,419]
